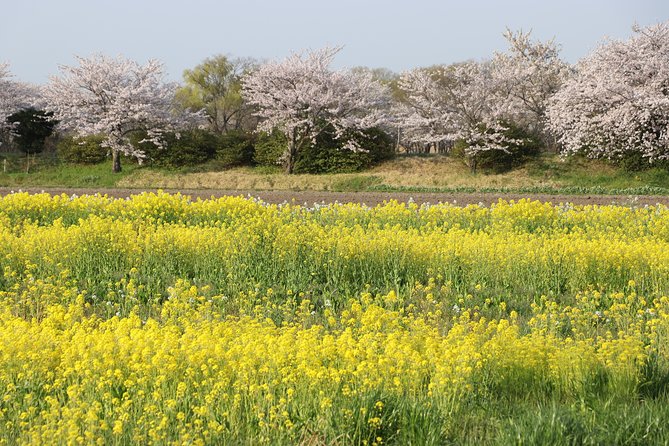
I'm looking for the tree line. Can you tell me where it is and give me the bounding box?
[1,21,668,174]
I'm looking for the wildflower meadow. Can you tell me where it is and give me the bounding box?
[1,192,669,444]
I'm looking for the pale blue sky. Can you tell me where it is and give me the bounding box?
[2,0,667,84]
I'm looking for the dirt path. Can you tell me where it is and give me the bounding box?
[1,187,668,207]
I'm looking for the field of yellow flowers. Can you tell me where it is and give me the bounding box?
[1,192,669,445]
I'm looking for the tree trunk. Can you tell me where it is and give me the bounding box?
[469,154,477,174]
[285,131,298,174]
[396,125,401,153]
[112,149,122,173]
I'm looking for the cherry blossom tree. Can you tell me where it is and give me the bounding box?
[0,63,40,152]
[0,63,33,132]
[43,54,197,172]
[396,61,519,170]
[547,22,669,162]
[493,29,570,143]
[241,46,390,173]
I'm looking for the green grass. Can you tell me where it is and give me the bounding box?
[526,155,669,189]
[442,398,669,445]
[369,184,669,196]
[2,153,669,195]
[0,160,138,188]
[331,174,383,192]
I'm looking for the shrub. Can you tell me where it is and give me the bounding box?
[216,130,255,167]
[135,130,217,168]
[617,151,669,172]
[452,122,542,173]
[255,126,394,174]
[253,130,287,167]
[56,135,108,164]
[476,123,542,172]
[356,127,395,164]
[294,126,362,174]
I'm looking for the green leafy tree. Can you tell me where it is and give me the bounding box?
[177,55,257,134]
[7,108,57,154]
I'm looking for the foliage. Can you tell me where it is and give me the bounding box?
[216,129,255,166]
[6,108,57,154]
[56,134,108,164]
[253,126,394,174]
[131,128,256,169]
[293,126,364,174]
[43,54,201,172]
[356,126,396,164]
[176,55,257,134]
[618,150,669,172]
[253,130,288,167]
[131,129,217,168]
[547,21,669,163]
[242,46,390,173]
[295,126,394,174]
[452,121,543,172]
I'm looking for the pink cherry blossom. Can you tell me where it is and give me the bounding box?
[43,54,202,172]
[241,46,390,173]
[547,22,669,162]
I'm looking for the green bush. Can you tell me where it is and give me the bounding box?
[617,151,669,172]
[135,130,217,168]
[255,127,394,174]
[294,127,361,174]
[453,123,542,173]
[56,135,108,164]
[356,127,396,164]
[253,130,287,167]
[478,124,542,172]
[216,130,255,167]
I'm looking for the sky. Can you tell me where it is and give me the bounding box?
[1,0,668,84]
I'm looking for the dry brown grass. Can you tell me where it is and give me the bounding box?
[115,155,564,191]
[366,156,559,188]
[116,168,363,190]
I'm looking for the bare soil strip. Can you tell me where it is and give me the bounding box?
[1,187,669,207]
